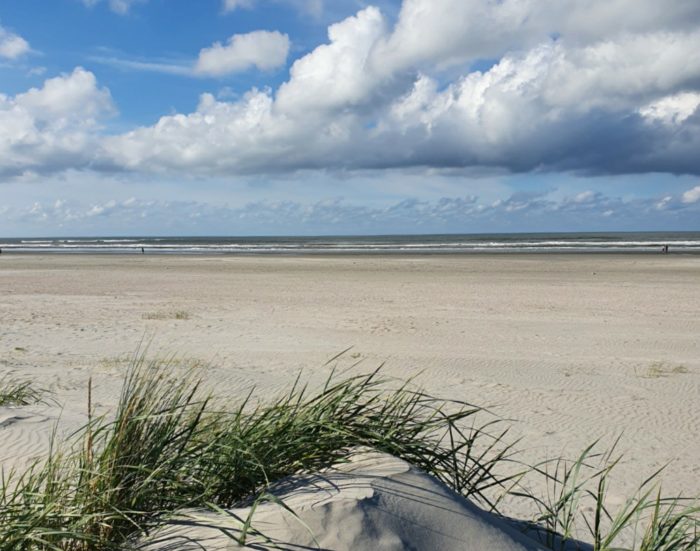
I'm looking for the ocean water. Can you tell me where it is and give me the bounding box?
[1,232,699,254]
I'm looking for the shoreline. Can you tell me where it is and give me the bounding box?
[3,231,699,256]
[2,250,699,257]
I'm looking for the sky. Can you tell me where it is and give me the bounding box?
[1,0,699,236]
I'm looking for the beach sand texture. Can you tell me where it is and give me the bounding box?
[139,450,548,551]
[1,254,699,547]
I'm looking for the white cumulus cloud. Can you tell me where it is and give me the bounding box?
[0,68,114,177]
[639,92,700,125]
[682,185,700,204]
[276,7,390,114]
[195,31,290,76]
[374,0,700,73]
[0,25,30,59]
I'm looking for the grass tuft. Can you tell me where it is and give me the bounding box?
[638,362,690,379]
[513,439,699,550]
[0,377,44,407]
[142,310,190,321]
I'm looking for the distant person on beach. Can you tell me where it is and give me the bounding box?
[141,247,145,254]
[662,245,669,254]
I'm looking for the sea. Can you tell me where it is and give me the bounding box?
[1,232,699,254]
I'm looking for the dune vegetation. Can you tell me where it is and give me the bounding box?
[0,359,697,550]
[0,377,44,407]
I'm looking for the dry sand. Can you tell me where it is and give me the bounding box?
[139,450,548,551]
[1,253,699,548]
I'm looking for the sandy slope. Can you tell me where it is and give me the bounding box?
[138,450,548,551]
[1,253,699,545]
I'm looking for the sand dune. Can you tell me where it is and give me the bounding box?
[139,451,548,551]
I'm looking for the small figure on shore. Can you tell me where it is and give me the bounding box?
[141,247,145,254]
[662,244,669,254]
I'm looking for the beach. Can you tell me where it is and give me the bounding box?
[1,253,699,539]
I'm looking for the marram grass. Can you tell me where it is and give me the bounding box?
[0,377,44,407]
[515,439,700,550]
[0,359,517,550]
[0,359,697,550]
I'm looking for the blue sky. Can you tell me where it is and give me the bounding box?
[1,0,699,236]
